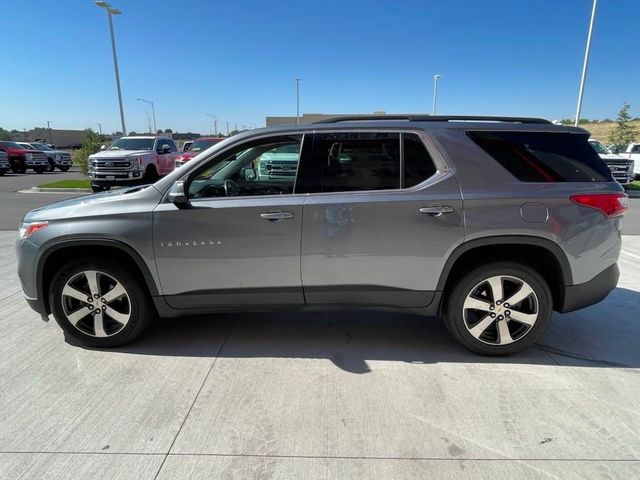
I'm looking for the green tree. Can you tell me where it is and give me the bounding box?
[0,127,11,141]
[73,129,108,175]
[608,103,637,149]
[163,128,173,134]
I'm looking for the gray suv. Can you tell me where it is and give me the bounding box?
[16,116,627,355]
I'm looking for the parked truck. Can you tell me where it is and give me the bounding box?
[588,139,635,187]
[0,141,49,174]
[614,143,640,179]
[19,142,73,172]
[87,136,179,192]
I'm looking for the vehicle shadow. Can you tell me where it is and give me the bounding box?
[77,287,640,373]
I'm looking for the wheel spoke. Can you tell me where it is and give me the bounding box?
[104,306,129,325]
[468,314,495,339]
[497,320,513,344]
[67,306,91,326]
[509,309,537,326]
[505,283,534,307]
[84,270,101,297]
[62,284,89,303]
[93,312,107,337]
[102,283,126,303]
[463,296,493,312]
[487,276,504,303]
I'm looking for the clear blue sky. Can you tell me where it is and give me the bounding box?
[2,0,638,134]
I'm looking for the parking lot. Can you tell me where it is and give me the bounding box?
[1,184,639,478]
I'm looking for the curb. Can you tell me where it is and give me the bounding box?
[19,187,91,194]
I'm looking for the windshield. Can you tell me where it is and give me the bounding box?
[589,140,610,155]
[30,143,53,151]
[109,138,154,151]
[0,141,25,149]
[188,139,222,153]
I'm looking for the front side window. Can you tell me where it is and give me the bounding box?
[187,135,302,199]
[311,132,400,192]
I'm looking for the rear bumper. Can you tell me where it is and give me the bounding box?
[559,263,619,313]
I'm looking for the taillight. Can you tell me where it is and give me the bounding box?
[19,221,49,239]
[570,193,628,218]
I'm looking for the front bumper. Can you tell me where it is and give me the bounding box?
[26,160,49,170]
[559,263,619,313]
[88,169,143,184]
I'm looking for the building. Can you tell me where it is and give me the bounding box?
[266,112,391,127]
[11,128,89,149]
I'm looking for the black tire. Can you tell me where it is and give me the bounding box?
[144,165,159,182]
[59,166,70,172]
[49,259,153,347]
[0,169,6,176]
[91,184,104,193]
[444,262,552,356]
[48,161,56,172]
[35,168,44,174]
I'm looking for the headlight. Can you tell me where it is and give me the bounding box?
[25,153,33,160]
[131,157,142,168]
[19,221,48,239]
[55,153,61,160]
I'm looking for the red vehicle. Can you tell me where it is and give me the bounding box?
[0,141,50,174]
[174,137,225,168]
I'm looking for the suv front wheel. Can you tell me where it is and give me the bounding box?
[445,262,552,355]
[49,259,153,347]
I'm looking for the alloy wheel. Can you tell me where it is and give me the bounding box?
[60,270,131,338]
[462,275,539,345]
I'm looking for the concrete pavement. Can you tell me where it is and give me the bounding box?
[0,230,639,479]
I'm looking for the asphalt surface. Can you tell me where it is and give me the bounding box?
[2,170,640,233]
[0,169,87,229]
[1,231,639,479]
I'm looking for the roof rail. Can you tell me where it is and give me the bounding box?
[314,115,552,125]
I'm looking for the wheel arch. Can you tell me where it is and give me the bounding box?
[38,239,159,315]
[437,236,572,312]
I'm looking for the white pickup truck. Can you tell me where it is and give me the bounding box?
[615,143,640,179]
[88,136,179,192]
[588,139,635,186]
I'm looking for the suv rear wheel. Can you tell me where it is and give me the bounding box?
[445,262,552,355]
[49,259,153,347]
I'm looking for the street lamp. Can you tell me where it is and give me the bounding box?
[137,98,156,133]
[574,0,598,127]
[95,1,126,135]
[206,114,217,136]
[432,74,442,115]
[295,78,300,124]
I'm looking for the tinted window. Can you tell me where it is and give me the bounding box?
[311,132,400,192]
[188,135,302,199]
[403,133,437,187]
[468,131,612,182]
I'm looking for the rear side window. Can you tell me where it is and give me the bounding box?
[312,132,400,192]
[468,131,612,182]
[403,133,437,187]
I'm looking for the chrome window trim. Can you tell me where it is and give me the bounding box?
[161,127,450,203]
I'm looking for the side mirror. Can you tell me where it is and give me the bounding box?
[240,167,256,181]
[168,180,190,208]
[159,144,171,154]
[100,145,107,150]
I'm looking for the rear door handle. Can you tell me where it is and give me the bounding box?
[260,211,295,221]
[419,205,455,216]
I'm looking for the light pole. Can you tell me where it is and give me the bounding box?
[432,74,442,115]
[206,113,217,136]
[95,1,126,135]
[98,123,103,135]
[46,121,53,145]
[138,98,156,133]
[295,78,300,124]
[574,0,598,127]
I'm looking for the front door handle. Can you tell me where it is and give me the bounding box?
[419,205,455,216]
[260,211,295,221]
